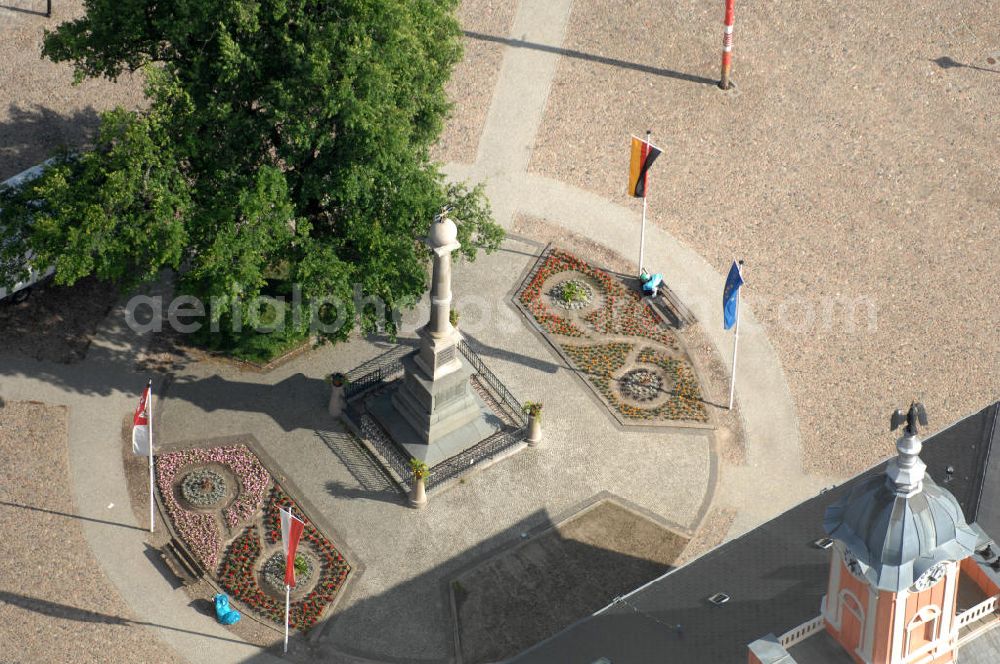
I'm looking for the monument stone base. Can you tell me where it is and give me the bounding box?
[370,376,500,467]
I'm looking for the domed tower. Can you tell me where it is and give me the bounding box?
[821,403,979,664]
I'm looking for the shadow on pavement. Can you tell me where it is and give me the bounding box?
[464,30,718,86]
[0,590,251,646]
[931,56,1000,74]
[0,499,145,532]
[0,104,100,181]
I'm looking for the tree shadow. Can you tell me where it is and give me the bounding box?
[464,30,717,86]
[931,56,1000,74]
[0,104,101,181]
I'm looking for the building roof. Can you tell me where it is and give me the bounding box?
[511,402,999,664]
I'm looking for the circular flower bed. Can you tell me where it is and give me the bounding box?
[619,368,664,402]
[156,444,273,570]
[180,468,227,507]
[550,279,594,310]
[261,551,313,591]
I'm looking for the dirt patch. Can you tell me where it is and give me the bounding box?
[676,506,738,566]
[0,277,118,363]
[0,401,185,663]
[452,499,688,663]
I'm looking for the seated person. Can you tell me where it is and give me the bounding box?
[641,270,663,297]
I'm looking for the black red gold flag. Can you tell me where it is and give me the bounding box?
[628,136,662,198]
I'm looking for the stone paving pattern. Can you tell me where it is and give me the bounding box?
[528,0,1000,474]
[2,0,995,661]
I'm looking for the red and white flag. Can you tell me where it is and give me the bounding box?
[132,381,152,456]
[280,507,305,587]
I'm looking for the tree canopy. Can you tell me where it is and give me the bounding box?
[0,0,502,342]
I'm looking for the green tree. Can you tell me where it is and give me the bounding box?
[0,0,502,344]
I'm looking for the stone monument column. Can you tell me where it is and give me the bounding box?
[414,216,463,380]
[373,213,499,465]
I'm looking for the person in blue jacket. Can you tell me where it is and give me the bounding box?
[640,269,663,297]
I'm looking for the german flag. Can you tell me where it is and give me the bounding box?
[628,135,662,198]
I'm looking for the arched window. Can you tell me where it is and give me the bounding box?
[906,605,940,655]
[840,590,863,620]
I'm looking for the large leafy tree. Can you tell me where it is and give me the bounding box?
[0,0,502,340]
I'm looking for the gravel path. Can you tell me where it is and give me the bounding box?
[0,401,186,664]
[432,0,519,165]
[529,0,999,473]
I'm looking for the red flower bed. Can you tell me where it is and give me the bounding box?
[518,249,707,423]
[519,249,679,348]
[518,250,589,338]
[212,485,353,631]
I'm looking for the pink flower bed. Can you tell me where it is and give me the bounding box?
[156,444,272,571]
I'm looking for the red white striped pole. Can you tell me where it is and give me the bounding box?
[720,0,735,90]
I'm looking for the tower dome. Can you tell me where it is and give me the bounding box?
[824,403,978,592]
[824,474,977,591]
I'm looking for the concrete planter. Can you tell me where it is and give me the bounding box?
[328,380,346,417]
[409,477,428,509]
[527,414,542,446]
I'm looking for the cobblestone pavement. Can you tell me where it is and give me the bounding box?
[154,238,714,662]
[0,0,851,662]
[527,0,1000,475]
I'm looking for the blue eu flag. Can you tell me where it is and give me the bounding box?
[722,261,743,330]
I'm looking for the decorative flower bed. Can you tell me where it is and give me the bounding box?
[262,551,314,591]
[519,249,677,349]
[550,279,594,310]
[616,348,707,421]
[619,368,664,402]
[156,442,352,632]
[562,343,632,378]
[216,485,352,631]
[156,445,271,570]
[180,468,227,507]
[518,249,708,424]
[583,293,678,351]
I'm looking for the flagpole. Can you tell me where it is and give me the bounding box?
[638,129,651,274]
[284,584,291,653]
[728,267,741,410]
[148,379,155,532]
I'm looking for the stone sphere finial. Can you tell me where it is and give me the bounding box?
[429,213,459,248]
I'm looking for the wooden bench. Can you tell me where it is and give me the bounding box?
[648,284,697,330]
[161,538,205,586]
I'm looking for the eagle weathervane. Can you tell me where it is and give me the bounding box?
[891,401,928,436]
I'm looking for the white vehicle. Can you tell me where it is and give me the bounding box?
[0,162,57,303]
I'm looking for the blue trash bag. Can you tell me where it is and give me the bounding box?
[642,272,663,295]
[214,593,241,625]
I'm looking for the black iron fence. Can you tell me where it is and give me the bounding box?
[423,427,525,490]
[458,340,527,428]
[339,339,528,492]
[344,345,411,400]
